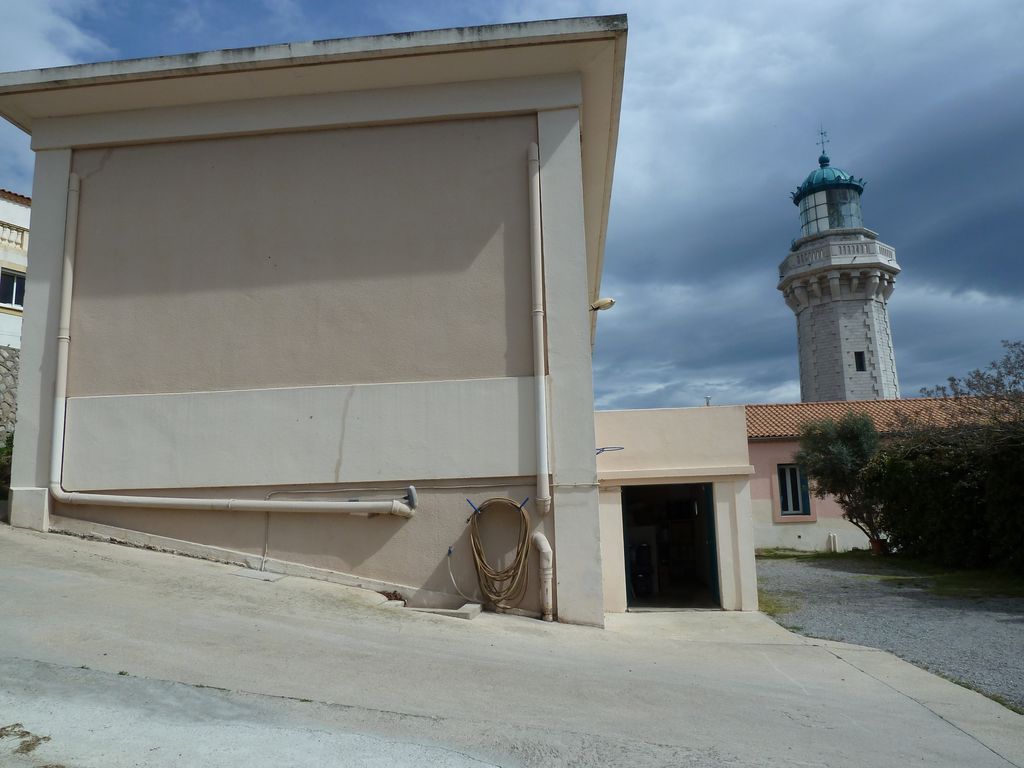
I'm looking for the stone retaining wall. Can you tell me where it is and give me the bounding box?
[0,345,19,444]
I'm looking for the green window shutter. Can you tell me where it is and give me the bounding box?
[798,470,811,515]
[777,466,789,511]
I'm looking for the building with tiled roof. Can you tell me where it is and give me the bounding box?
[746,396,977,553]
[746,397,963,440]
[745,396,937,554]
[0,188,31,207]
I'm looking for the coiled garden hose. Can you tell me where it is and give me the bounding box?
[452,497,531,608]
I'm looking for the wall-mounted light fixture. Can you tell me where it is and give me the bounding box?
[589,297,616,312]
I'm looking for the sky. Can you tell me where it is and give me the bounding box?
[0,0,1021,409]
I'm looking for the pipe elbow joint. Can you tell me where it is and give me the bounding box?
[532,532,553,568]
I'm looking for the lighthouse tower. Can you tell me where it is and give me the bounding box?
[778,135,901,402]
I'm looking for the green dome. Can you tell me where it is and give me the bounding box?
[791,154,865,206]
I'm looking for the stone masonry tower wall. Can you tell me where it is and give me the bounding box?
[779,149,901,402]
[793,272,899,401]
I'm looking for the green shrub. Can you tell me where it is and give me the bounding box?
[796,412,884,541]
[0,432,12,496]
[866,422,1024,573]
[867,431,988,568]
[981,427,1024,572]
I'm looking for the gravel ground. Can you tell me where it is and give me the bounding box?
[757,556,1024,711]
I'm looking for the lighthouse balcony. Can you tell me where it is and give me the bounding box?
[778,233,898,286]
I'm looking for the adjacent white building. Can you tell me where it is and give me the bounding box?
[0,189,29,349]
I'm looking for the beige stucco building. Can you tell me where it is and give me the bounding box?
[595,407,758,612]
[0,17,632,626]
[746,399,961,552]
[0,16,764,623]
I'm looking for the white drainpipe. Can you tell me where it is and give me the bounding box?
[528,143,551,516]
[48,172,415,519]
[532,531,554,621]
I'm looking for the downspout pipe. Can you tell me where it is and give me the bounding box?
[532,531,554,621]
[48,172,415,519]
[528,143,551,516]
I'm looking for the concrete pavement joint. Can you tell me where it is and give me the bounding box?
[824,648,1021,768]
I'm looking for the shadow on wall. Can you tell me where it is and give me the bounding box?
[66,117,540,396]
[71,118,534,291]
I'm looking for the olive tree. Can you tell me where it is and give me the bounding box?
[795,412,884,544]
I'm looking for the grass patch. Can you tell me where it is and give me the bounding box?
[759,548,1024,599]
[758,587,799,618]
[864,557,1024,597]
[756,547,873,561]
[755,548,815,560]
[926,569,1024,599]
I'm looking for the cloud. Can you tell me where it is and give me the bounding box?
[171,1,209,36]
[0,1,107,193]
[500,0,1024,406]
[0,0,1020,409]
[592,272,800,409]
[889,284,1024,394]
[0,1,108,72]
[261,0,306,36]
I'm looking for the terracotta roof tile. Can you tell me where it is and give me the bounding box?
[745,398,967,440]
[0,189,31,207]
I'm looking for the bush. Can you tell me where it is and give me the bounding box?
[796,412,884,542]
[980,425,1024,572]
[866,430,990,568]
[862,339,1024,572]
[797,341,1024,572]
[866,425,1024,572]
[0,432,12,497]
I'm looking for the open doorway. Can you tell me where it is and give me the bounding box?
[622,483,720,609]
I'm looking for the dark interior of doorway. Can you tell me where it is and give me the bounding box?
[623,483,720,609]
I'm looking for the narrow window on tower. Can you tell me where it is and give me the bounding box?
[854,351,866,371]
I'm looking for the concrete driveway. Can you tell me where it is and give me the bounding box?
[1,525,1021,767]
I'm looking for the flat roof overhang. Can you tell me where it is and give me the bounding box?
[0,16,627,322]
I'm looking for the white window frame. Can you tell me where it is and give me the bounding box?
[0,269,26,311]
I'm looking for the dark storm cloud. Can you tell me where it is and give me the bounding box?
[1,0,1022,409]
[583,0,1024,407]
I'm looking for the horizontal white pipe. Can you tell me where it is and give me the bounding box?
[532,531,554,621]
[49,487,414,517]
[49,172,414,519]
[528,142,551,516]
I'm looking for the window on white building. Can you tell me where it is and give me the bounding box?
[777,464,811,516]
[0,270,25,309]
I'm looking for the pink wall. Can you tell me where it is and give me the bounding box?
[748,439,846,522]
